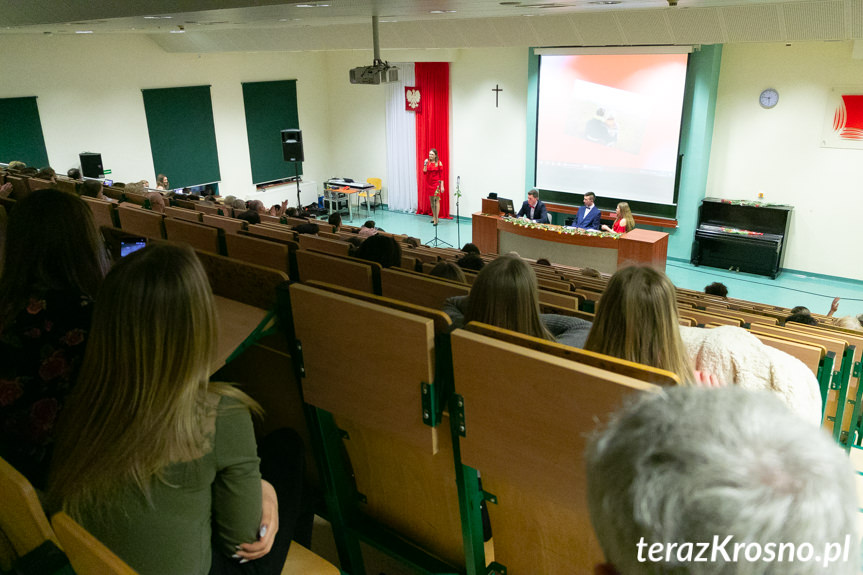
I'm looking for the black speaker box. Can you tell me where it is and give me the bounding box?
[281,129,304,162]
[79,152,103,178]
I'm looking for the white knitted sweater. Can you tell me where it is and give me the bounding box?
[679,325,822,425]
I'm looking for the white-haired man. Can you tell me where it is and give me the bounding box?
[586,387,859,575]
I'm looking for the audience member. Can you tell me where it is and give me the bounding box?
[146,191,166,213]
[585,265,705,385]
[443,255,592,348]
[355,234,401,268]
[49,243,311,575]
[535,258,552,266]
[834,315,863,331]
[0,190,109,488]
[786,312,818,326]
[247,199,266,215]
[34,167,56,182]
[461,242,480,255]
[587,386,859,575]
[429,261,467,283]
[327,212,342,232]
[457,252,485,272]
[790,305,810,315]
[223,195,237,206]
[345,236,364,256]
[66,167,82,180]
[155,173,169,190]
[236,209,261,225]
[600,201,635,233]
[402,236,421,248]
[704,281,729,298]
[294,223,319,235]
[232,199,247,211]
[582,268,601,278]
[80,179,104,199]
[285,207,299,218]
[7,160,26,171]
[358,220,378,238]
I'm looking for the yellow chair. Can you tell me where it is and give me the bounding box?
[51,512,137,575]
[358,177,382,215]
[0,456,59,566]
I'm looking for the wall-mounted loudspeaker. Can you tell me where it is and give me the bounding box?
[281,129,304,162]
[79,152,104,178]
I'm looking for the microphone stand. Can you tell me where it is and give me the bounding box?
[294,161,302,210]
[425,183,453,248]
[455,176,461,248]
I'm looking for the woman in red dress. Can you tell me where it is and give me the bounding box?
[601,201,635,234]
[423,148,444,226]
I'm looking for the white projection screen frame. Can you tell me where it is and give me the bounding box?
[535,46,692,206]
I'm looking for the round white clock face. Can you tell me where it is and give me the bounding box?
[760,88,779,109]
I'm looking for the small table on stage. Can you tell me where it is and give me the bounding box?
[326,179,376,221]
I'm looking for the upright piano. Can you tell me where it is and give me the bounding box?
[691,198,793,279]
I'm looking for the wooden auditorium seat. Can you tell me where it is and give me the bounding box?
[0,456,59,566]
[51,513,136,575]
[246,223,297,243]
[164,218,221,254]
[290,283,464,573]
[81,196,119,228]
[297,234,350,257]
[117,204,165,239]
[163,205,203,222]
[202,213,246,234]
[193,202,222,215]
[225,233,292,276]
[450,328,659,574]
[295,249,379,294]
[380,267,469,309]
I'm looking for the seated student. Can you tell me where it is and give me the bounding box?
[34,167,57,182]
[429,261,467,283]
[294,223,319,235]
[49,243,311,575]
[355,234,401,268]
[236,209,261,225]
[67,167,82,180]
[587,386,859,575]
[443,254,592,348]
[600,202,635,234]
[516,188,549,223]
[358,220,378,238]
[146,191,166,213]
[0,190,109,488]
[585,265,715,386]
[535,258,552,266]
[461,242,480,255]
[327,212,342,232]
[457,252,485,272]
[786,312,818,326]
[704,281,728,298]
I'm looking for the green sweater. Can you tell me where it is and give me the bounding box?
[78,395,262,575]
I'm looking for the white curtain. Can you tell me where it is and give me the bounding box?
[385,63,417,213]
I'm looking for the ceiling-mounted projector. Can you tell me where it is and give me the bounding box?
[349,15,398,85]
[350,61,399,85]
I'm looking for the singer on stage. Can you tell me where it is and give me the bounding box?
[423,148,444,226]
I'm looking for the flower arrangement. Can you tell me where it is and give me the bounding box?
[720,226,763,236]
[503,217,622,239]
[719,199,785,208]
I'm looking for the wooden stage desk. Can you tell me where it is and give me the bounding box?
[472,201,668,273]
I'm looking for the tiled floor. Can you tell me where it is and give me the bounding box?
[328,207,863,316]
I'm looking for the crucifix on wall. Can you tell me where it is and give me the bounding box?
[492,84,502,108]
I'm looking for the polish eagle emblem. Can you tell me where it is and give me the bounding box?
[405,87,421,111]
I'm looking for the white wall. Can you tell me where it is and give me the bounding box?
[708,41,863,280]
[0,34,333,197]
[450,47,529,218]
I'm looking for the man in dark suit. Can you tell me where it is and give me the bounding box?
[516,188,549,223]
[575,191,601,230]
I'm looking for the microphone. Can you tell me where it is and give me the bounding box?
[424,159,429,167]
[457,176,460,187]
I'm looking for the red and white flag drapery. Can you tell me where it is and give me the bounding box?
[414,62,451,219]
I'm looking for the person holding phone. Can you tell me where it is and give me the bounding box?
[423,148,444,226]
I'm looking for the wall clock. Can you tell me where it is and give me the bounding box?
[759,88,779,109]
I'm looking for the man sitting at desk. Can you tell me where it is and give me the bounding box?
[516,189,549,223]
[575,191,601,230]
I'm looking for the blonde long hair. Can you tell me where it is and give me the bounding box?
[465,254,553,341]
[585,265,692,383]
[50,243,256,516]
[615,202,635,232]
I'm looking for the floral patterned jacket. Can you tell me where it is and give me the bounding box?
[0,292,93,489]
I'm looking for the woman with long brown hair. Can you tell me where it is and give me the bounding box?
[50,243,308,575]
[443,254,592,347]
[601,201,635,233]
